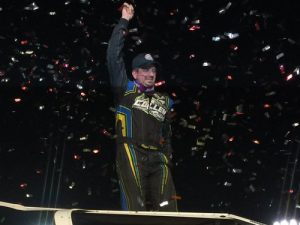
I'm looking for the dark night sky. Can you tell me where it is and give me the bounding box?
[1,0,300,224]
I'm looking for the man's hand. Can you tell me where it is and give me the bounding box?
[121,2,134,21]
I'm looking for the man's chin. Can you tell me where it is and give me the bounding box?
[146,84,155,88]
[144,81,155,87]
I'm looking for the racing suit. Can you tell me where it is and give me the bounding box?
[107,18,177,211]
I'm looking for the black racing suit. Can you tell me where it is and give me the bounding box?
[107,18,177,211]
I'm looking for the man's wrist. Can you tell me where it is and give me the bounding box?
[121,16,131,21]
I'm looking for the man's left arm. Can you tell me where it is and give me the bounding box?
[161,97,175,161]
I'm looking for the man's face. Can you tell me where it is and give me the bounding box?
[132,66,157,87]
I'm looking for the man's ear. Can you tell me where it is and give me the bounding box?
[132,69,138,79]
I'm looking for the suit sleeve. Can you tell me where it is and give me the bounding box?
[162,97,174,159]
[106,18,129,101]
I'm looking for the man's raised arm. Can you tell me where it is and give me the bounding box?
[106,3,134,95]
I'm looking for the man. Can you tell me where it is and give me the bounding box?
[107,2,177,211]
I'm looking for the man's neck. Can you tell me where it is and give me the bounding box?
[135,81,154,93]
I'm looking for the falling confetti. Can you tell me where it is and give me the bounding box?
[0,1,299,224]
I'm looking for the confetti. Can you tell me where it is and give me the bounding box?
[218,2,232,14]
[159,201,169,207]
[224,32,239,39]
[24,2,39,11]
[0,1,298,223]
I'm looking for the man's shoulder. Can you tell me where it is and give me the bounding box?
[154,91,170,98]
[124,80,138,96]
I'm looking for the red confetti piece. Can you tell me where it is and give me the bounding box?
[254,21,260,31]
[21,86,28,91]
[20,183,28,189]
[286,74,293,81]
[171,195,182,200]
[20,40,29,45]
[189,25,200,31]
[227,75,233,80]
[155,80,165,87]
[279,64,285,74]
[73,154,81,160]
[229,137,235,142]
[235,111,244,115]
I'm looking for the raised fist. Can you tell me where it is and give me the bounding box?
[121,2,134,21]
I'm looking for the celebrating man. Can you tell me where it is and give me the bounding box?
[106,2,177,211]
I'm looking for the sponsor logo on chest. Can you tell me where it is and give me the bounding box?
[132,94,168,121]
